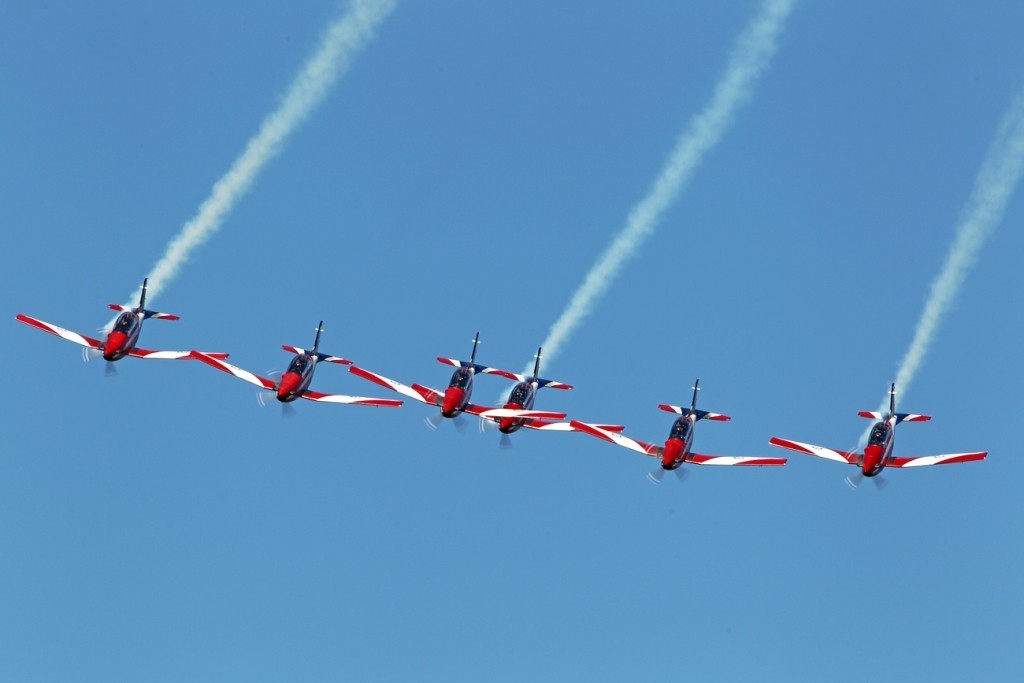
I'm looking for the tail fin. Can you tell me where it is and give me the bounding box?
[138,278,148,311]
[529,346,573,390]
[132,278,179,321]
[860,383,930,423]
[313,321,324,355]
[469,332,480,365]
[691,378,700,412]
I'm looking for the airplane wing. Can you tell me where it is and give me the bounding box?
[16,313,103,350]
[189,351,277,390]
[300,390,402,407]
[768,437,859,465]
[348,365,442,406]
[129,348,228,360]
[885,452,987,468]
[475,408,567,420]
[517,420,626,433]
[569,420,661,456]
[687,453,787,466]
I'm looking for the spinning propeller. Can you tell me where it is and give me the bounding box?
[646,467,688,485]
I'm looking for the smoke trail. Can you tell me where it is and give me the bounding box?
[859,88,1024,443]
[523,0,795,377]
[113,0,396,320]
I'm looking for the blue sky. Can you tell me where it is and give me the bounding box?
[3,1,1023,680]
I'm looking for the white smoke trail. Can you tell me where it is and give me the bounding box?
[859,87,1024,444]
[113,0,396,321]
[521,0,795,378]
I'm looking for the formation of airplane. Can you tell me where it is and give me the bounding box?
[13,286,989,487]
[189,322,402,411]
[571,379,787,483]
[15,278,227,374]
[769,383,987,488]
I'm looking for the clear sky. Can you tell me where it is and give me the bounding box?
[3,1,1023,681]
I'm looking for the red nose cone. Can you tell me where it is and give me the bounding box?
[499,402,523,432]
[442,387,465,416]
[103,331,127,360]
[863,444,883,473]
[277,372,301,401]
[662,438,683,468]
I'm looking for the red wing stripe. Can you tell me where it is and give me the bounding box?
[16,313,103,350]
[569,420,659,457]
[347,365,439,406]
[189,351,276,390]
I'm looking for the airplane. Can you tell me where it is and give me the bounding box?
[571,379,787,483]
[474,346,587,446]
[347,332,568,429]
[769,382,987,489]
[15,278,227,373]
[189,321,402,411]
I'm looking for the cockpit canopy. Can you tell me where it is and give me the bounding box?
[288,354,310,375]
[669,418,691,441]
[114,312,137,333]
[868,422,891,446]
[508,382,532,406]
[449,368,471,389]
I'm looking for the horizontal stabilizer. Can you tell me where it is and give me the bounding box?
[895,412,931,424]
[281,345,351,364]
[858,411,882,420]
[658,404,730,421]
[142,309,179,321]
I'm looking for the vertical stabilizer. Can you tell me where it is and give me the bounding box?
[469,332,480,365]
[313,320,324,355]
[138,278,148,312]
[691,378,701,412]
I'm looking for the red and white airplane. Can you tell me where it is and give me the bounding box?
[348,333,567,429]
[189,321,402,411]
[571,379,786,483]
[15,278,227,372]
[480,347,573,437]
[769,382,986,488]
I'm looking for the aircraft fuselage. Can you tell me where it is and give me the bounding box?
[103,312,142,361]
